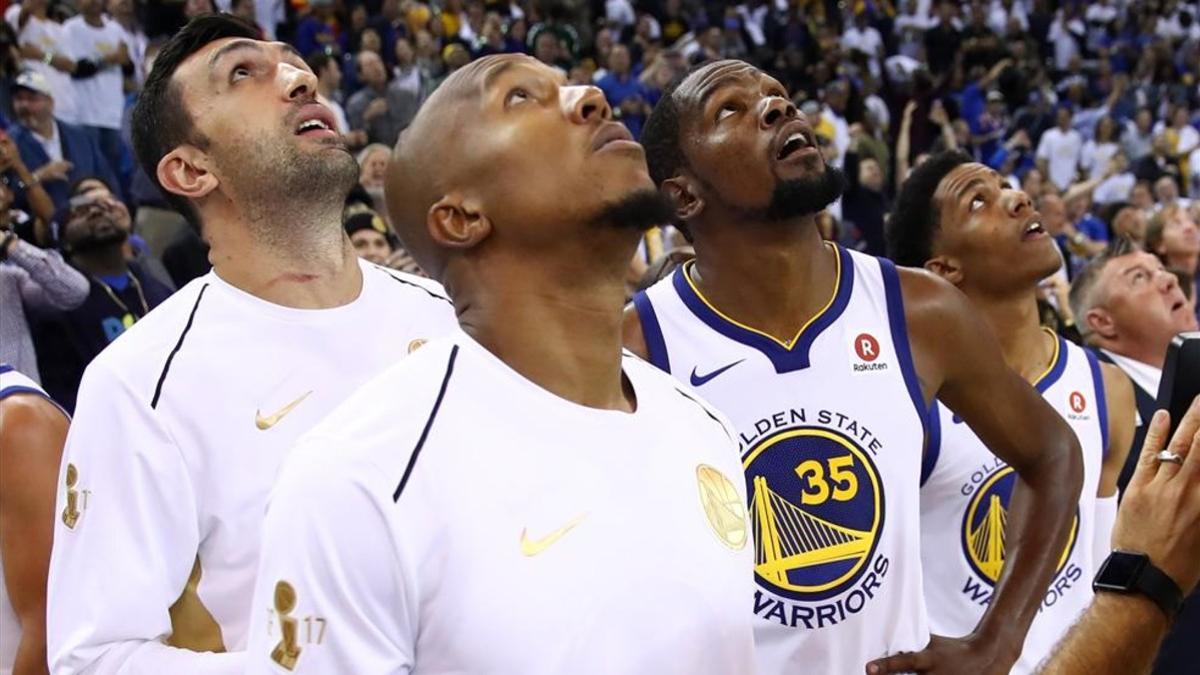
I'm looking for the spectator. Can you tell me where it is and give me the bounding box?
[1093,151,1136,205]
[598,44,651,138]
[294,0,339,58]
[841,133,889,256]
[13,0,79,124]
[1122,108,1155,164]
[306,50,365,148]
[0,127,55,245]
[357,142,389,213]
[820,79,852,168]
[1156,104,1200,183]
[63,0,132,186]
[229,0,266,38]
[1133,134,1184,190]
[32,193,172,411]
[1037,105,1083,191]
[107,0,148,87]
[7,71,118,214]
[841,10,884,79]
[1147,204,1200,316]
[1155,174,1190,210]
[68,175,174,291]
[0,189,88,383]
[1130,179,1157,214]
[1111,205,1149,247]
[1082,116,1121,181]
[345,49,417,146]
[344,206,395,266]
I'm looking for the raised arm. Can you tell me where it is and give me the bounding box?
[869,268,1083,675]
[5,237,90,311]
[1040,400,1200,675]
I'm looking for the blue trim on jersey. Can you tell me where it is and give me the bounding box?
[879,257,931,443]
[1085,347,1110,458]
[921,400,943,486]
[1034,335,1069,394]
[670,244,855,373]
[0,385,69,419]
[0,364,12,375]
[632,291,671,373]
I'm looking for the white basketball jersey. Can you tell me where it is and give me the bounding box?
[634,245,931,673]
[919,332,1108,674]
[0,364,68,675]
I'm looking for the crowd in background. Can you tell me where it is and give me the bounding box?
[0,0,1198,410]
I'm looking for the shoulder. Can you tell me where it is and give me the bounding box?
[364,263,452,305]
[84,277,211,385]
[893,264,971,325]
[1098,359,1135,410]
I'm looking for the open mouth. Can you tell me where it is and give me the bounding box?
[776,130,813,161]
[1022,220,1047,240]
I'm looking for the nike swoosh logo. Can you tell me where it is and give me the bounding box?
[255,391,313,430]
[520,514,586,556]
[690,359,745,387]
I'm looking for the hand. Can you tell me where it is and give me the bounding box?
[107,41,130,66]
[929,100,949,127]
[1112,398,1200,593]
[866,634,1017,675]
[33,160,73,183]
[1006,129,1031,150]
[849,122,865,138]
[902,100,918,123]
[72,58,100,79]
[364,98,389,121]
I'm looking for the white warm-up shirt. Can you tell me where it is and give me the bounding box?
[245,332,757,674]
[46,260,457,675]
[62,16,127,130]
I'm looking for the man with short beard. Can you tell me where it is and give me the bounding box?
[244,54,755,674]
[31,197,172,412]
[629,60,1082,674]
[46,15,456,675]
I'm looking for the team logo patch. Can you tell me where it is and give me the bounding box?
[696,465,748,550]
[744,427,884,601]
[963,466,1079,585]
[1069,391,1087,414]
[407,339,427,354]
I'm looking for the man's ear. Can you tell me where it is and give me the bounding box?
[924,254,964,285]
[1084,307,1118,341]
[157,145,219,201]
[663,174,704,224]
[427,192,491,251]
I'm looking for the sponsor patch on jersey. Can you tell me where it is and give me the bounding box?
[961,465,1080,590]
[1066,390,1091,422]
[745,426,890,629]
[849,333,889,374]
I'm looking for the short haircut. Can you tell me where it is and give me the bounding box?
[641,78,687,187]
[885,150,973,267]
[1146,203,1183,256]
[130,14,260,231]
[69,175,115,197]
[305,49,335,77]
[1068,235,1140,339]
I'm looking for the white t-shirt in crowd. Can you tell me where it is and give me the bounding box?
[1037,126,1083,191]
[46,260,458,675]
[245,331,756,674]
[1080,140,1119,180]
[15,14,78,124]
[62,16,126,130]
[1093,172,1136,205]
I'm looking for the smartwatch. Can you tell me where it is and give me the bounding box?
[1093,550,1183,618]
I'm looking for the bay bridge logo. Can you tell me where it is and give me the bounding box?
[963,466,1078,585]
[744,427,884,602]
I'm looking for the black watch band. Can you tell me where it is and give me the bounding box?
[1093,550,1184,618]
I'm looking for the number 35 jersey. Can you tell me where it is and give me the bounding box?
[633,245,931,673]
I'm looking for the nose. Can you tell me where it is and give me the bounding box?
[1159,268,1181,294]
[759,95,796,129]
[1004,189,1033,217]
[563,85,612,124]
[280,62,318,103]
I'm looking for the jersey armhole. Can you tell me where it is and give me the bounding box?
[878,258,932,448]
[632,291,671,373]
[920,400,942,486]
[1084,348,1110,458]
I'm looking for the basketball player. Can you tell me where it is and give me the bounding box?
[630,60,1083,674]
[0,363,69,675]
[46,15,456,674]
[243,54,756,673]
[886,151,1136,674]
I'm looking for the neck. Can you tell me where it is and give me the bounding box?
[964,286,1056,383]
[1165,251,1198,274]
[204,204,363,309]
[453,232,637,412]
[83,12,103,26]
[689,213,836,343]
[73,244,129,277]
[31,117,54,137]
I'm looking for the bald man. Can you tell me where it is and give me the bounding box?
[243,54,757,674]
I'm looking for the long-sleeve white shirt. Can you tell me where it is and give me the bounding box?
[0,239,89,383]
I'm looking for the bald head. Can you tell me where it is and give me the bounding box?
[386,53,661,285]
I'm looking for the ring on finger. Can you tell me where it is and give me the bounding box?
[1157,450,1184,465]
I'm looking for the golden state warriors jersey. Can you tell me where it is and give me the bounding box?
[633,244,931,673]
[0,364,68,675]
[919,332,1108,674]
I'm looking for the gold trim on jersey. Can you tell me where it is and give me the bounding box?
[683,242,841,349]
[1031,327,1062,388]
[167,557,227,652]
